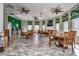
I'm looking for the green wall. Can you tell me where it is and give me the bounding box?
[8,16,21,30]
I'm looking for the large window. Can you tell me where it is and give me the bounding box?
[63,21,68,32]
[28,25,32,30]
[35,21,39,32]
[72,17,79,36]
[56,23,59,31]
[43,25,45,31]
[35,25,39,32]
[43,21,45,31]
[27,21,32,30]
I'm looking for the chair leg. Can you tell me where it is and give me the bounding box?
[72,44,74,53]
[49,40,51,47]
[63,44,65,53]
[49,42,51,47]
[63,47,65,53]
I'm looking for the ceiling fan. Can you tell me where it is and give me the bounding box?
[40,13,43,17]
[17,7,31,14]
[50,5,63,14]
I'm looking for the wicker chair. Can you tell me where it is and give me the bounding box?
[63,31,76,53]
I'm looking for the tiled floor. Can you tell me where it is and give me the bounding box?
[0,34,76,56]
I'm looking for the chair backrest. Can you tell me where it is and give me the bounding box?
[70,31,76,37]
[64,32,69,40]
[64,31,76,44]
[63,32,71,45]
[69,31,77,41]
[48,30,52,35]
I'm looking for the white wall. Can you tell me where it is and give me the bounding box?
[0,3,3,32]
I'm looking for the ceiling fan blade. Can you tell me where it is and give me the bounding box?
[51,10,55,12]
[24,10,30,13]
[24,11,28,13]
[59,10,63,12]
[56,5,63,10]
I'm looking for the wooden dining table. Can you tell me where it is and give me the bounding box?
[53,34,64,40]
[49,34,64,48]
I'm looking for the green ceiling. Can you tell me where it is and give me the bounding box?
[62,13,68,22]
[71,7,79,19]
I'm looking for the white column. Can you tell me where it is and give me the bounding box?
[0,3,3,32]
[45,20,47,31]
[53,18,56,30]
[4,13,8,30]
[68,11,72,31]
[39,20,43,30]
[59,17,63,34]
[26,21,28,31]
[32,20,35,30]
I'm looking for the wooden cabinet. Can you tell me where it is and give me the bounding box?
[4,29,9,48]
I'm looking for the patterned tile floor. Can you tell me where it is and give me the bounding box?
[0,34,76,56]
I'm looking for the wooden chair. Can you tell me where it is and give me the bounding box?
[63,31,76,53]
[21,30,34,39]
[48,30,58,46]
[38,29,46,37]
[26,30,34,39]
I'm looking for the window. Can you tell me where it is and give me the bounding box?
[56,23,59,31]
[27,21,32,30]
[28,25,32,30]
[43,25,45,31]
[35,21,39,32]
[43,21,45,31]
[72,17,79,36]
[47,20,53,26]
[35,25,39,32]
[63,21,68,32]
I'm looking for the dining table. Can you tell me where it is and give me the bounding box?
[49,33,64,48]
